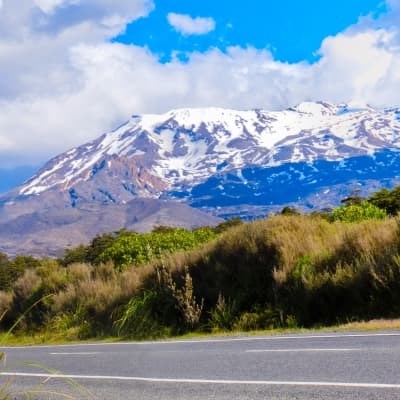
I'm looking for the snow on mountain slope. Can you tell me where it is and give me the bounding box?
[18,101,400,198]
[2,101,400,256]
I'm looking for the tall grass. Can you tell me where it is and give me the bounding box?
[0,296,93,399]
[3,215,400,339]
[146,215,400,329]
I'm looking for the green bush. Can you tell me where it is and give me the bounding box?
[208,295,237,331]
[115,291,168,339]
[60,233,116,266]
[368,186,400,216]
[5,202,400,341]
[331,201,387,223]
[0,253,36,291]
[98,228,216,270]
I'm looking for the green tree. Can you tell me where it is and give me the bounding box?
[60,232,117,266]
[0,253,34,291]
[368,186,400,216]
[60,245,87,266]
[340,189,364,206]
[84,232,117,265]
[280,206,300,216]
[12,255,40,271]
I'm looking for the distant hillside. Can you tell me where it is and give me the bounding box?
[2,101,400,255]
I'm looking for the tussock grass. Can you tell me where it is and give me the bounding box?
[335,318,400,331]
[147,215,400,330]
[0,291,13,318]
[3,214,400,341]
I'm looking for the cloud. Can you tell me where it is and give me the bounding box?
[0,0,154,38]
[0,0,154,166]
[34,0,70,14]
[311,29,397,104]
[0,0,400,168]
[0,0,155,100]
[167,12,216,36]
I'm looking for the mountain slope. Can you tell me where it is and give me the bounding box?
[2,101,400,255]
[16,101,400,200]
[0,198,222,257]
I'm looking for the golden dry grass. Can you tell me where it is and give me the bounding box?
[4,214,400,340]
[335,319,400,331]
[0,291,13,317]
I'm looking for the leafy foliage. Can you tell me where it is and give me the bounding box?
[0,253,39,291]
[98,228,216,270]
[5,185,400,341]
[368,186,400,216]
[208,294,237,331]
[60,233,116,266]
[330,201,387,223]
[280,206,300,215]
[115,291,167,339]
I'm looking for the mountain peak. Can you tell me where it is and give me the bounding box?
[14,102,400,200]
[289,101,338,115]
[2,101,400,255]
[344,99,372,109]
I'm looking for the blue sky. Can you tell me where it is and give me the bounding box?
[116,0,386,63]
[0,0,399,168]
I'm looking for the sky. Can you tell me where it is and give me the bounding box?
[0,0,400,168]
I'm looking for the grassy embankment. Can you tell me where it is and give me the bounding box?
[2,212,400,344]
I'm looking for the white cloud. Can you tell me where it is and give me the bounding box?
[167,12,215,36]
[0,0,154,38]
[0,0,400,168]
[310,29,396,104]
[34,0,71,14]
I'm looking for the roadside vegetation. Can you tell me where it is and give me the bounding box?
[2,187,400,342]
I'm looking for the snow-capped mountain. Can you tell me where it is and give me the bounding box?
[18,101,400,198]
[2,101,400,255]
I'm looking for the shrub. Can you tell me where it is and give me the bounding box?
[368,186,400,216]
[0,291,13,319]
[13,269,41,301]
[5,209,400,340]
[166,267,203,329]
[233,308,285,331]
[115,291,168,339]
[331,201,387,223]
[212,217,243,234]
[98,228,216,270]
[0,253,27,291]
[208,295,236,331]
[50,262,147,336]
[66,263,91,285]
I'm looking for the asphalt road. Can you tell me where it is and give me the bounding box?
[2,331,400,399]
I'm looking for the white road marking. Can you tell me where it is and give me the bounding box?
[246,348,358,353]
[50,352,100,355]
[2,372,400,389]
[136,332,400,345]
[1,332,400,349]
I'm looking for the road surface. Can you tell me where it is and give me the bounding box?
[1,331,400,399]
